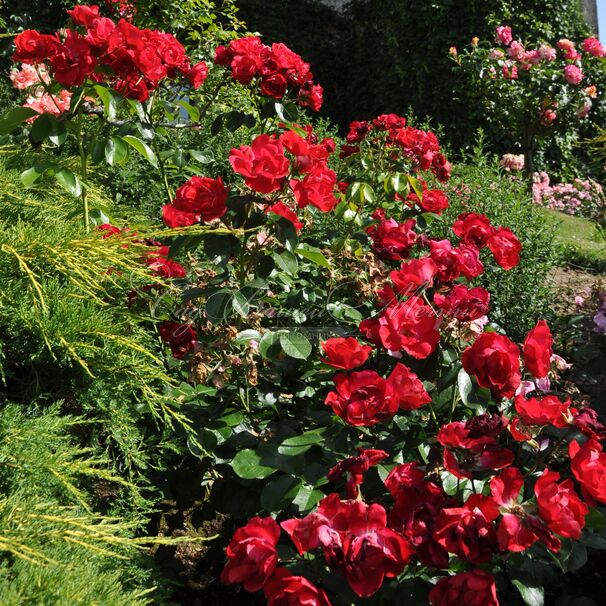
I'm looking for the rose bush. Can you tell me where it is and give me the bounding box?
[2,4,605,606]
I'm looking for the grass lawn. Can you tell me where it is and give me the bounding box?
[540,208,606,271]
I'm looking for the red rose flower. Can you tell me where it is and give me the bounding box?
[346,120,373,143]
[535,469,588,539]
[320,337,372,370]
[230,134,290,193]
[452,212,495,247]
[264,569,332,606]
[324,370,398,426]
[386,463,451,568]
[86,17,116,53]
[221,516,281,592]
[429,239,462,282]
[387,362,431,410]
[13,30,59,64]
[490,467,560,552]
[434,284,490,322]
[281,494,412,597]
[514,394,571,428]
[376,296,440,359]
[569,439,606,505]
[523,319,552,379]
[434,494,499,563]
[573,407,606,441]
[297,82,324,111]
[50,30,96,87]
[266,202,303,232]
[291,164,338,212]
[366,218,417,260]
[487,226,522,270]
[429,570,499,606]
[327,448,388,498]
[260,73,288,98]
[372,113,406,131]
[456,244,484,280]
[145,246,186,278]
[67,4,101,28]
[409,189,449,214]
[162,204,201,228]
[390,257,437,296]
[187,61,208,88]
[170,176,229,222]
[158,321,197,359]
[462,332,521,399]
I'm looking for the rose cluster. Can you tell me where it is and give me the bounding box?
[341,113,452,182]
[214,36,323,110]
[163,127,337,229]
[12,4,207,102]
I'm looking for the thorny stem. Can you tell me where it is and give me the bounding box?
[76,110,90,233]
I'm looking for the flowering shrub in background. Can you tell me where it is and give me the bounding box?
[2,4,605,606]
[532,171,606,221]
[456,25,604,176]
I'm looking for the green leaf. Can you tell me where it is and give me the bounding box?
[176,100,200,122]
[457,368,473,405]
[407,174,424,200]
[259,331,282,360]
[122,135,158,167]
[20,163,51,188]
[274,250,298,275]
[189,149,214,164]
[295,246,331,269]
[93,84,117,120]
[260,475,299,512]
[210,114,223,136]
[0,107,38,135]
[292,483,324,513]
[231,449,276,480]
[55,168,82,197]
[205,289,232,323]
[279,332,312,360]
[235,329,262,343]
[585,508,606,529]
[232,291,250,318]
[278,431,325,456]
[512,580,544,606]
[30,114,67,146]
[104,136,129,166]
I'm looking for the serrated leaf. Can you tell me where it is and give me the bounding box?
[279,332,312,360]
[259,331,282,360]
[278,431,325,456]
[260,475,299,512]
[30,114,67,146]
[295,246,331,269]
[274,250,298,275]
[0,107,38,135]
[457,368,473,405]
[105,136,128,166]
[292,483,324,513]
[232,291,250,318]
[20,163,51,188]
[231,449,276,480]
[93,84,117,120]
[55,168,82,197]
[176,99,200,122]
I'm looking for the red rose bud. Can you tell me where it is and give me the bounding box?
[320,337,372,370]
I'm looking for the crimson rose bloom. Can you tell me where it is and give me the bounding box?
[462,332,521,399]
[523,319,553,379]
[158,321,197,359]
[221,516,280,592]
[434,494,499,563]
[452,212,495,247]
[263,569,332,606]
[291,164,338,212]
[376,296,440,359]
[146,246,186,278]
[569,439,606,505]
[281,494,412,597]
[187,61,209,88]
[514,394,570,428]
[229,134,290,193]
[390,257,437,296]
[387,362,431,410]
[266,202,303,232]
[408,189,449,215]
[50,30,96,87]
[170,176,229,222]
[434,284,490,322]
[366,218,417,260]
[535,469,588,539]
[260,73,288,98]
[320,337,372,370]
[13,30,58,64]
[324,370,397,426]
[487,227,522,270]
[67,4,101,28]
[429,570,499,606]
